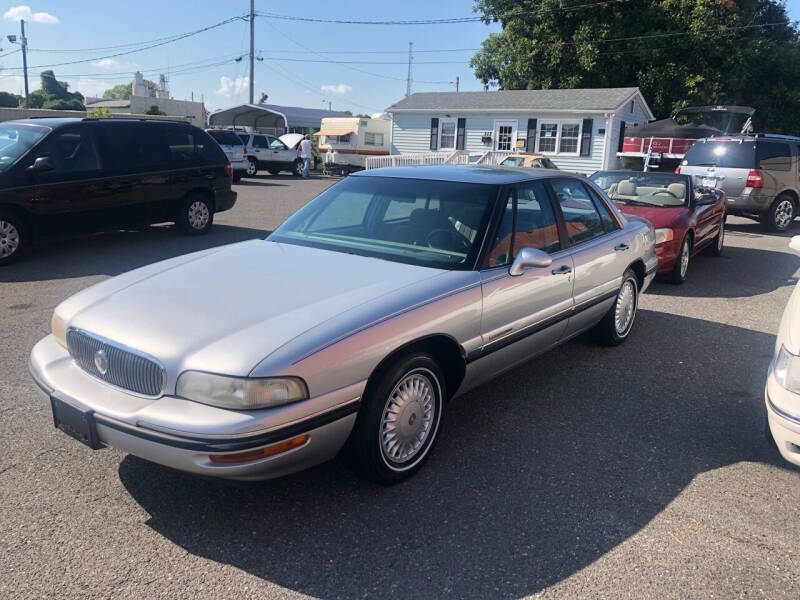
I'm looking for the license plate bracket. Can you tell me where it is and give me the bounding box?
[50,395,102,450]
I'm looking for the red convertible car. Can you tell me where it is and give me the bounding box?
[589,171,726,283]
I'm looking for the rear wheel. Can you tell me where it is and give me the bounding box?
[245,158,258,176]
[669,235,691,284]
[704,220,725,256]
[177,194,213,235]
[593,268,639,346]
[764,195,795,232]
[293,159,304,177]
[0,210,25,266]
[350,352,445,484]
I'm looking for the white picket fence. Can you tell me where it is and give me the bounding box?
[365,150,470,170]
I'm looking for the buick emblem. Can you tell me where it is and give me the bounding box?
[94,349,109,375]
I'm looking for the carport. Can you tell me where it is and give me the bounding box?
[209,103,349,134]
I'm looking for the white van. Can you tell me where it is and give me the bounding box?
[315,117,391,173]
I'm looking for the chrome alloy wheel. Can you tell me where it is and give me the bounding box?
[187,201,210,230]
[614,278,637,336]
[0,219,20,258]
[246,160,257,176]
[380,369,438,468]
[775,199,794,230]
[679,239,690,279]
[717,225,725,252]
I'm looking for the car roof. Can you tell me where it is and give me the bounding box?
[351,165,578,185]
[4,117,191,128]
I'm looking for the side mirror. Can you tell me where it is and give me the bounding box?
[27,156,54,173]
[695,193,716,206]
[509,247,552,276]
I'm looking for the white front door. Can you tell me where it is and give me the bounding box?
[493,120,518,151]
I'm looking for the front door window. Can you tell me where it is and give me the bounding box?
[494,121,517,151]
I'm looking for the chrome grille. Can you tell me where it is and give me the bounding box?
[66,329,165,396]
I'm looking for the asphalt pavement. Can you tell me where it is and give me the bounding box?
[2,173,800,599]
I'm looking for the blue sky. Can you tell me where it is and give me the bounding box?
[1,1,798,115]
[0,1,499,113]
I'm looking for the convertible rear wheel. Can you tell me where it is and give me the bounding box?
[704,221,725,256]
[350,352,445,484]
[594,268,639,346]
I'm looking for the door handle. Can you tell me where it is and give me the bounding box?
[551,265,572,275]
[614,243,630,251]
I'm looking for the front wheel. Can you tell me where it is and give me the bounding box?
[764,195,795,232]
[668,235,691,284]
[176,194,214,235]
[293,159,304,177]
[349,353,445,484]
[593,268,639,346]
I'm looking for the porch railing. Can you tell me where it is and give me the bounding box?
[365,150,468,170]
[475,150,514,165]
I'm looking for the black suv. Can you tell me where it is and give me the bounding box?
[0,118,237,264]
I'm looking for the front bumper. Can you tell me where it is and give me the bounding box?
[215,189,237,213]
[765,373,800,467]
[654,240,680,274]
[29,335,362,481]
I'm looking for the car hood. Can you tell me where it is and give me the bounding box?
[61,240,443,378]
[613,204,687,229]
[279,133,304,150]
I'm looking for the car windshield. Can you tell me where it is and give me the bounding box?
[682,140,755,168]
[207,130,243,146]
[500,157,525,167]
[268,176,497,270]
[590,171,689,207]
[0,123,50,172]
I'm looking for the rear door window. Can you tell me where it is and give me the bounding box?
[207,130,243,146]
[551,179,606,245]
[95,123,167,172]
[586,186,620,231]
[757,141,792,171]
[682,141,755,169]
[164,127,221,164]
[252,135,269,148]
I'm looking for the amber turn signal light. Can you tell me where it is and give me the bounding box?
[209,434,309,464]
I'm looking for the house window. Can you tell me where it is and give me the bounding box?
[439,119,456,150]
[536,120,582,155]
[364,132,384,146]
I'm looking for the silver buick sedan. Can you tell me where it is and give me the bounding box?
[29,166,657,483]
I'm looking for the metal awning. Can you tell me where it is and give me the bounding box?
[208,104,287,129]
[313,129,354,136]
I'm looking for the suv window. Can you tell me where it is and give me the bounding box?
[484,182,560,268]
[252,135,269,148]
[95,123,167,171]
[207,130,243,146]
[34,127,100,176]
[164,127,221,164]
[757,141,792,171]
[238,134,251,145]
[268,136,288,150]
[551,179,605,245]
[682,140,755,169]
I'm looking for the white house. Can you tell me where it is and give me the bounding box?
[385,87,654,172]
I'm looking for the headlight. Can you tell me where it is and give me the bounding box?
[773,345,800,394]
[51,312,67,348]
[176,371,308,410]
[655,228,674,245]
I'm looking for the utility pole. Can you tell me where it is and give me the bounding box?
[455,76,459,93]
[249,0,255,104]
[405,42,413,97]
[20,20,29,106]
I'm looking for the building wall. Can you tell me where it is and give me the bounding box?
[390,112,610,173]
[129,96,206,127]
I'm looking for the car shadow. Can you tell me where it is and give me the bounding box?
[724,219,798,238]
[235,179,288,187]
[649,243,797,298]
[0,224,269,283]
[118,309,785,599]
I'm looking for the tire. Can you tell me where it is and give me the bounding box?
[245,158,258,177]
[764,194,796,232]
[0,209,26,266]
[593,268,639,346]
[268,169,280,176]
[293,159,304,177]
[176,194,214,235]
[704,220,725,256]
[350,352,445,484]
[668,235,691,284]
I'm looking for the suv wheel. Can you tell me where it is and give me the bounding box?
[765,195,796,232]
[245,158,258,176]
[0,210,25,266]
[177,194,214,235]
[293,159,304,177]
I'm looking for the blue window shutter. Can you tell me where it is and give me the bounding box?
[430,118,439,151]
[580,119,593,157]
[456,118,466,150]
[526,118,537,152]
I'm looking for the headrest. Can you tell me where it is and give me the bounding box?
[617,180,637,195]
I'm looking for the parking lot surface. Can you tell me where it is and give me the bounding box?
[2,174,800,599]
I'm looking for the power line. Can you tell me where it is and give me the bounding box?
[260,56,466,65]
[258,47,480,55]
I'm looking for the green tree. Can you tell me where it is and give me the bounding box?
[470,0,800,133]
[0,91,22,107]
[87,107,113,118]
[142,104,166,116]
[102,79,158,100]
[27,70,85,110]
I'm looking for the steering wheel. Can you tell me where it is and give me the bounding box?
[652,190,678,198]
[425,229,470,252]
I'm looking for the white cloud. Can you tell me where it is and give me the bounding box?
[320,83,352,96]
[215,75,249,97]
[71,77,115,99]
[4,5,59,24]
[92,58,120,70]
[0,74,37,96]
